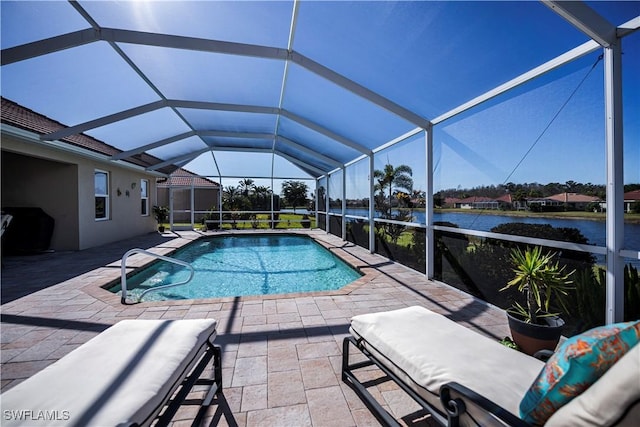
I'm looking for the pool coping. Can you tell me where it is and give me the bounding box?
[84,229,382,308]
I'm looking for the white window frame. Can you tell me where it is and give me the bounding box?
[95,169,109,221]
[141,179,149,216]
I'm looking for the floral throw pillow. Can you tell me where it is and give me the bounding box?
[519,321,640,426]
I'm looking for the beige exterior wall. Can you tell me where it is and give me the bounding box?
[1,131,159,251]
[1,150,79,250]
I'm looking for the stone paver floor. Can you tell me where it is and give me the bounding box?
[1,229,510,426]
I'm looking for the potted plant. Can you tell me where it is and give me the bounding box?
[203,210,220,231]
[152,205,169,232]
[500,246,574,356]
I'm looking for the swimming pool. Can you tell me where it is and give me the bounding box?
[109,234,362,302]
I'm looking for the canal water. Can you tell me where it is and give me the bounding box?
[317,208,640,251]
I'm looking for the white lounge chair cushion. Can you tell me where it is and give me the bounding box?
[0,318,217,427]
[349,306,544,416]
[546,342,640,426]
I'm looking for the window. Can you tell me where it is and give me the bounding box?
[95,170,109,220]
[141,179,149,216]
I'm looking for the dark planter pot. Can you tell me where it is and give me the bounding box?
[507,312,565,356]
[205,220,219,231]
[158,225,165,233]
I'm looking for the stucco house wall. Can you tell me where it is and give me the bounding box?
[1,129,159,251]
[1,149,79,250]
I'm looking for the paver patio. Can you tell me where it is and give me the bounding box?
[1,229,511,426]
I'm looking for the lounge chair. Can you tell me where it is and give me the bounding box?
[342,306,639,426]
[1,318,222,427]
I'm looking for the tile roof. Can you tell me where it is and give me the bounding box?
[548,192,601,203]
[624,190,640,201]
[158,169,219,188]
[495,194,513,203]
[443,197,463,204]
[458,196,499,203]
[1,97,177,175]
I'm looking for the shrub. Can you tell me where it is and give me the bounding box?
[573,264,640,332]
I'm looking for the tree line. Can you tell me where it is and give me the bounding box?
[436,181,640,202]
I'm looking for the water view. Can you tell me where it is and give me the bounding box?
[323,208,640,251]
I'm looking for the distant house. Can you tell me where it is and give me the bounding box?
[495,193,516,210]
[156,170,220,225]
[547,192,602,210]
[624,190,640,213]
[526,197,563,208]
[442,197,462,208]
[455,196,500,210]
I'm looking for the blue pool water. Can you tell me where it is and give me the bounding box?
[110,235,362,302]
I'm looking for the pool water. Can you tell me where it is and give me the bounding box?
[110,235,362,302]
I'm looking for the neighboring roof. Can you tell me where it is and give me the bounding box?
[443,197,462,205]
[624,190,640,201]
[526,197,559,203]
[158,169,219,188]
[1,97,177,175]
[548,192,601,203]
[458,196,499,204]
[495,194,513,204]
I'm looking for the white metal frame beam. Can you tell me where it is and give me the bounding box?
[147,144,324,174]
[67,0,218,176]
[542,1,617,47]
[110,131,196,160]
[432,39,600,125]
[207,146,273,154]
[1,28,99,65]
[200,130,274,140]
[169,100,279,115]
[147,147,212,171]
[41,97,361,176]
[276,151,327,176]
[288,51,431,130]
[425,128,434,279]
[111,130,273,161]
[276,136,343,169]
[41,100,167,141]
[4,24,430,135]
[170,101,369,154]
[604,43,625,323]
[100,28,431,129]
[280,110,370,155]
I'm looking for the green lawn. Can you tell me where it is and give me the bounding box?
[205,213,316,230]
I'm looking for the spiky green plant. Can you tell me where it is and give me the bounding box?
[501,246,575,324]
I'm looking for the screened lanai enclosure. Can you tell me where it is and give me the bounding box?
[1,1,639,331]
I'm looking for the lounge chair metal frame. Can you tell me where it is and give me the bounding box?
[342,336,529,427]
[152,339,223,427]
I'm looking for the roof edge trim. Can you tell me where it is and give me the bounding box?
[2,123,166,177]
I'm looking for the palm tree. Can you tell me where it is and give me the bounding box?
[373,163,413,218]
[281,180,309,214]
[238,178,255,197]
[253,185,271,210]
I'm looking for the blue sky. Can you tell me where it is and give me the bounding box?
[1,1,638,197]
